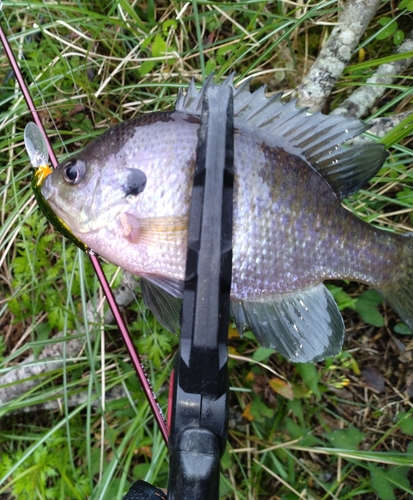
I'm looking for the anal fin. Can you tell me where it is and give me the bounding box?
[231,284,344,363]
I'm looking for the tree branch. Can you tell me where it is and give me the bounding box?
[332,32,413,118]
[0,272,137,406]
[297,0,382,112]
[350,111,413,145]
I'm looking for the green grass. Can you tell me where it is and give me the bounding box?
[1,1,413,499]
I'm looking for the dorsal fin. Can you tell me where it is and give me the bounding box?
[175,74,387,199]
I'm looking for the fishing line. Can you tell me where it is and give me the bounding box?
[0,4,169,444]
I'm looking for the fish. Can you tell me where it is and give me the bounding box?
[39,74,413,363]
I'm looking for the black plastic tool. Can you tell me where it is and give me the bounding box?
[123,480,167,499]
[123,84,234,499]
[167,84,234,499]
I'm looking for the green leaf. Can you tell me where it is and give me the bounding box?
[386,466,411,491]
[397,412,413,436]
[135,320,178,368]
[12,255,30,277]
[205,58,216,75]
[162,19,177,36]
[243,330,256,341]
[291,383,312,399]
[376,18,398,40]
[393,322,413,335]
[326,284,356,310]
[152,33,167,57]
[370,465,396,500]
[393,29,405,45]
[141,34,153,51]
[370,464,411,500]
[396,187,413,204]
[221,448,234,469]
[399,0,413,10]
[33,323,52,358]
[287,398,304,422]
[251,347,276,362]
[358,290,383,306]
[250,396,274,422]
[138,60,155,76]
[358,306,385,327]
[355,290,384,327]
[295,363,321,399]
[132,463,151,478]
[47,306,65,330]
[299,434,323,447]
[324,427,364,449]
[284,416,308,439]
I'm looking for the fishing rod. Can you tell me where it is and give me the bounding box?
[1,20,235,499]
[0,22,168,445]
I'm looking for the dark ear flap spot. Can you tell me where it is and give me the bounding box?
[124,168,147,196]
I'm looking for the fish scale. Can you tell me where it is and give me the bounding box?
[39,76,413,363]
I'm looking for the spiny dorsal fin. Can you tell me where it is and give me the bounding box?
[175,74,387,199]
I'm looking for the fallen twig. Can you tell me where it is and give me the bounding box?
[332,32,413,118]
[0,272,137,407]
[350,111,413,144]
[297,0,382,112]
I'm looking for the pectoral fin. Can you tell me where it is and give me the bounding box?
[140,278,182,333]
[119,214,188,246]
[231,283,344,363]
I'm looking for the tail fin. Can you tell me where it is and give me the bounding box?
[379,234,413,331]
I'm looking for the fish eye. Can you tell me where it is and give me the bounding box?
[61,159,86,185]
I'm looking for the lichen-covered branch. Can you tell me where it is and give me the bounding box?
[0,272,137,406]
[332,33,413,118]
[0,332,85,407]
[349,111,413,144]
[16,386,128,413]
[297,0,382,112]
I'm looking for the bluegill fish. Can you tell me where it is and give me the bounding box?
[40,75,413,362]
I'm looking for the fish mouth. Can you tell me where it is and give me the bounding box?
[40,173,56,201]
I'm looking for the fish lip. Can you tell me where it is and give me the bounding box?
[41,174,55,201]
[41,176,53,200]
